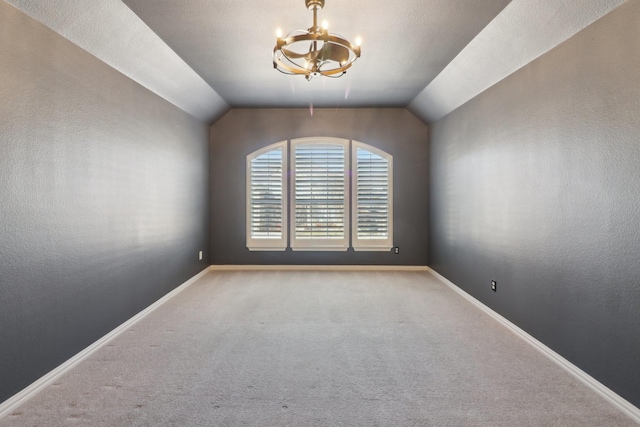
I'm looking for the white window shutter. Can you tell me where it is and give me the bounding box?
[352,141,393,251]
[291,138,349,251]
[246,141,287,250]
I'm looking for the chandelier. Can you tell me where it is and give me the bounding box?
[273,0,361,80]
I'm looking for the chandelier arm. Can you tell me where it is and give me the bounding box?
[276,46,319,72]
[274,50,358,77]
[273,49,299,74]
[275,67,298,76]
[275,53,303,70]
[274,56,312,76]
[319,60,355,76]
[279,34,360,62]
[283,54,310,71]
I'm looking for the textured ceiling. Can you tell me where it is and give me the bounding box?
[3,0,630,123]
[409,0,627,122]
[122,0,512,109]
[4,0,229,122]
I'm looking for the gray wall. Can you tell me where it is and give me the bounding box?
[0,3,210,403]
[210,108,429,265]
[428,1,640,407]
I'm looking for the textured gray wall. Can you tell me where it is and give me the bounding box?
[210,108,429,265]
[0,4,210,403]
[428,1,640,407]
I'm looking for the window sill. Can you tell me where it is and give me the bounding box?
[247,246,287,251]
[291,246,349,252]
[352,246,393,252]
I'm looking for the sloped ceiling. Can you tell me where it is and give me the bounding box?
[3,0,628,124]
[121,0,511,110]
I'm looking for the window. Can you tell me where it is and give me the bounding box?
[352,141,393,251]
[291,138,349,251]
[246,138,393,251]
[246,141,287,250]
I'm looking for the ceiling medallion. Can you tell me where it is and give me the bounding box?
[273,0,361,81]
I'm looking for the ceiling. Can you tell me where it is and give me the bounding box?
[4,0,628,123]
[121,0,511,109]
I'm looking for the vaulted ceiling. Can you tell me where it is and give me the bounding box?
[4,0,627,123]
[121,0,511,109]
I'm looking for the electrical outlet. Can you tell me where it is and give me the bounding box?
[394,247,399,254]
[491,280,497,292]
[199,251,203,261]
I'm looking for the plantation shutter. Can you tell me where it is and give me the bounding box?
[246,142,287,250]
[291,138,349,250]
[352,141,393,250]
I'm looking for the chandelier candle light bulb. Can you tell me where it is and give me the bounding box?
[273,0,361,80]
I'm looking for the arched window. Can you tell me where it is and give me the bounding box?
[291,137,350,251]
[246,138,393,251]
[245,141,287,251]
[352,141,393,251]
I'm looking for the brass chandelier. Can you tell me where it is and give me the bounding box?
[273,0,361,80]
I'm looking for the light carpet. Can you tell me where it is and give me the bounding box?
[1,270,636,426]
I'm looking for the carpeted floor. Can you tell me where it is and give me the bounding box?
[1,270,637,426]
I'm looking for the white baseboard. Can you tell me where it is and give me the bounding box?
[5,265,636,423]
[427,267,640,424]
[0,267,211,420]
[209,264,430,272]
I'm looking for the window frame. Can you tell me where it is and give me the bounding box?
[290,137,350,251]
[351,140,394,251]
[245,141,288,251]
